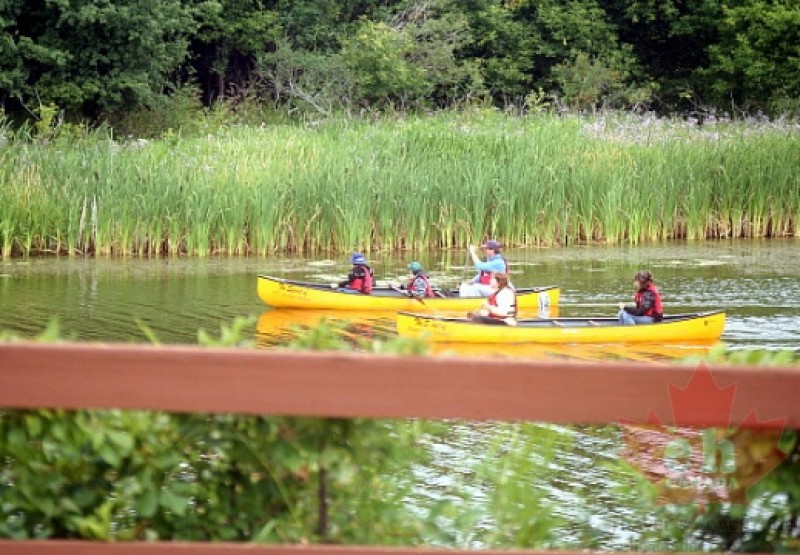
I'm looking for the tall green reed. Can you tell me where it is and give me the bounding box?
[2,111,798,257]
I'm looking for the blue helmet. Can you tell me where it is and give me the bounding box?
[408,261,423,273]
[351,252,367,265]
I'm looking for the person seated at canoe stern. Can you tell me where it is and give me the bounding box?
[331,252,374,294]
[398,262,435,298]
[459,239,510,297]
[618,270,663,325]
[467,272,517,326]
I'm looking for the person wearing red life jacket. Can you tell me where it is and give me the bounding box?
[618,270,663,325]
[400,261,435,298]
[467,272,517,326]
[459,239,511,298]
[331,252,374,294]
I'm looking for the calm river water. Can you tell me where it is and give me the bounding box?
[1,239,798,550]
[2,239,799,351]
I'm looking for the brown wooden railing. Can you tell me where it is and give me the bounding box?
[1,342,799,555]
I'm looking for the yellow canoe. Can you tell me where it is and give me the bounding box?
[255,309,714,362]
[257,275,560,313]
[396,311,726,344]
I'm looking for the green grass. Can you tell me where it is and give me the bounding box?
[1,110,798,257]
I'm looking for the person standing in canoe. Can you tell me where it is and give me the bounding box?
[332,252,374,294]
[468,272,517,325]
[459,239,509,297]
[398,261,435,299]
[618,270,663,325]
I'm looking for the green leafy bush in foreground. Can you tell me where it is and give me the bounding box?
[0,319,432,543]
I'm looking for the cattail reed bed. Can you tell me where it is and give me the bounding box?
[1,111,799,258]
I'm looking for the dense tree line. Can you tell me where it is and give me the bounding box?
[1,0,798,122]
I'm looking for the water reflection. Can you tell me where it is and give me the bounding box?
[411,422,676,550]
[255,309,397,348]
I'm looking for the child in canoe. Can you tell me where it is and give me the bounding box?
[397,262,435,299]
[331,252,374,294]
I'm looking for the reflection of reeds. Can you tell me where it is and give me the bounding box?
[2,112,798,257]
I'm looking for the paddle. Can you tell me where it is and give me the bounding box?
[467,243,482,266]
[450,244,473,298]
[463,244,475,278]
[390,284,425,305]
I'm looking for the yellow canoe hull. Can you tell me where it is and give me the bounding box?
[396,311,726,344]
[258,275,560,313]
[255,309,715,362]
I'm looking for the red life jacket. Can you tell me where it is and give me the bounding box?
[406,272,434,298]
[487,287,517,318]
[634,284,663,318]
[348,265,373,294]
[478,257,510,285]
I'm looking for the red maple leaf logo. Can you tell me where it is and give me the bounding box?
[620,364,789,506]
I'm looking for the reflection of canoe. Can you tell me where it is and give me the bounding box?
[396,311,726,344]
[256,309,396,339]
[429,342,717,362]
[258,275,559,313]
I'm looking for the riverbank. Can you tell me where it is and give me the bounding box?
[2,111,798,257]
